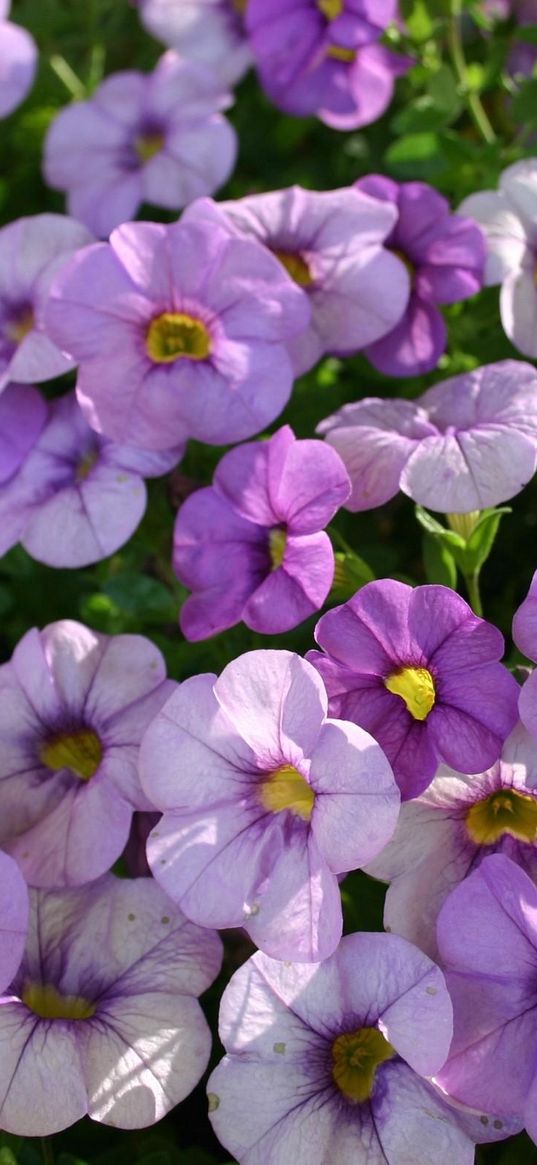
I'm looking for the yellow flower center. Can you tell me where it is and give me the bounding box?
[269,528,287,569]
[76,448,99,481]
[326,45,356,62]
[384,667,436,722]
[466,788,537,845]
[273,250,313,288]
[332,1027,395,1103]
[39,728,103,782]
[22,983,96,1021]
[134,130,164,164]
[318,0,343,18]
[6,307,34,344]
[146,313,211,364]
[260,764,315,821]
[232,0,248,12]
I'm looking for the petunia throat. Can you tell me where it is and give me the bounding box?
[146,313,212,363]
[273,249,314,288]
[332,1026,395,1102]
[384,666,436,721]
[260,763,315,821]
[466,788,537,845]
[39,728,103,782]
[22,982,96,1021]
[317,0,343,19]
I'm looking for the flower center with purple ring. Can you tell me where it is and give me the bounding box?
[332,1027,395,1103]
[269,527,287,569]
[317,0,343,19]
[39,728,103,782]
[273,249,314,288]
[4,306,34,344]
[232,0,248,13]
[22,982,96,1021]
[260,764,315,821]
[466,788,537,845]
[134,130,165,164]
[146,313,212,364]
[76,447,99,481]
[326,45,356,62]
[384,666,436,721]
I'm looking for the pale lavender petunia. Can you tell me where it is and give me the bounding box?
[207,931,513,1164]
[366,720,537,957]
[137,0,252,87]
[0,619,176,887]
[0,382,47,483]
[0,1,37,118]
[318,360,537,512]
[140,650,400,962]
[0,875,222,1134]
[44,52,238,239]
[308,579,519,800]
[355,176,486,376]
[44,216,310,450]
[0,851,29,991]
[174,425,351,640]
[0,214,93,391]
[0,390,184,567]
[246,0,410,131]
[208,186,411,375]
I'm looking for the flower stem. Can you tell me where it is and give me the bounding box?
[41,1138,55,1165]
[464,570,483,617]
[448,0,496,144]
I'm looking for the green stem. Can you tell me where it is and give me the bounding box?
[448,0,497,144]
[41,1139,54,1165]
[464,570,483,617]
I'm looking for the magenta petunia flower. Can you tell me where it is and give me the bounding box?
[44,216,310,450]
[211,186,411,375]
[0,381,47,483]
[44,52,238,239]
[246,0,410,131]
[366,721,537,957]
[0,390,184,568]
[0,851,29,991]
[174,425,351,639]
[355,176,486,376]
[207,931,513,1164]
[0,1,37,118]
[308,579,519,800]
[140,650,400,962]
[436,853,537,1143]
[0,875,222,1134]
[0,619,176,887]
[318,360,537,512]
[137,0,252,87]
[0,214,93,391]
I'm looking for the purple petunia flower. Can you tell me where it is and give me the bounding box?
[0,851,29,991]
[137,0,252,87]
[436,853,537,1143]
[0,390,184,568]
[44,216,310,450]
[209,186,411,375]
[0,382,47,483]
[207,931,513,1164]
[0,1,37,118]
[0,619,176,887]
[366,721,537,957]
[355,176,486,376]
[246,0,410,131]
[174,425,351,639]
[0,214,92,391]
[44,52,238,239]
[0,874,222,1134]
[140,650,400,962]
[318,360,537,512]
[308,579,519,800]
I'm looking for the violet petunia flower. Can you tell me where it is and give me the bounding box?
[436,853,537,1143]
[366,720,537,958]
[355,176,486,376]
[140,650,400,962]
[0,1,37,118]
[137,0,252,87]
[44,216,310,450]
[0,875,222,1134]
[318,360,537,513]
[207,931,513,1164]
[308,579,519,800]
[0,390,184,568]
[0,619,176,887]
[246,0,410,131]
[44,52,238,239]
[0,381,47,483]
[460,159,537,359]
[173,425,351,639]
[0,214,93,391]
[211,186,411,375]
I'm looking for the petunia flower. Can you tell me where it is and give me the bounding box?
[512,567,537,739]
[0,381,47,483]
[318,360,537,512]
[44,52,238,239]
[355,176,486,376]
[0,619,176,887]
[0,390,184,568]
[173,425,351,639]
[366,720,537,957]
[0,214,93,391]
[0,1,37,118]
[207,931,513,1164]
[140,650,400,962]
[44,216,310,450]
[0,851,29,991]
[137,0,252,87]
[308,578,519,799]
[0,875,222,1134]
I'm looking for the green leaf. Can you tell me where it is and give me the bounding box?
[422,532,458,588]
[384,132,449,181]
[103,572,177,619]
[512,77,537,125]
[414,506,465,550]
[331,551,375,600]
[462,507,511,574]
